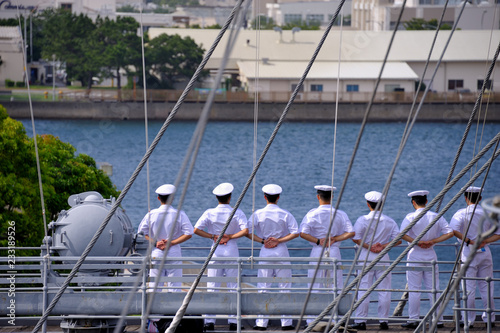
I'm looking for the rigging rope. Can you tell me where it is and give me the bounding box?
[15,3,50,258]
[329,9,496,327]
[250,0,262,270]
[33,2,243,331]
[435,1,498,212]
[111,3,248,332]
[331,0,412,325]
[169,0,359,329]
[420,39,500,332]
[16,4,51,333]
[140,4,151,235]
[139,6,154,300]
[402,0,450,142]
[165,3,252,332]
[295,7,346,331]
[426,139,498,333]
[303,132,500,333]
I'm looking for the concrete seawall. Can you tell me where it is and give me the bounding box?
[3,101,500,122]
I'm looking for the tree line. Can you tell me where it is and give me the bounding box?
[0,9,205,90]
[0,106,119,254]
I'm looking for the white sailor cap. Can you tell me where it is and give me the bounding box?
[314,185,337,192]
[365,191,383,203]
[213,183,234,196]
[407,190,429,197]
[262,184,282,195]
[156,184,176,195]
[465,186,482,193]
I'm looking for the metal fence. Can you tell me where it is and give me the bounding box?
[1,243,499,332]
[10,88,499,104]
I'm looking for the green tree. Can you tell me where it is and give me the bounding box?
[0,105,119,252]
[145,33,205,89]
[404,18,453,30]
[251,15,276,30]
[96,16,142,95]
[40,8,104,89]
[282,20,320,30]
[150,0,200,8]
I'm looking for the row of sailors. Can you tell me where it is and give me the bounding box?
[138,183,500,331]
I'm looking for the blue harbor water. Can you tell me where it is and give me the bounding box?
[21,118,500,317]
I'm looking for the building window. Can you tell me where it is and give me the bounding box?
[291,84,304,92]
[60,3,72,10]
[311,84,323,92]
[448,79,464,91]
[477,79,493,91]
[385,84,401,92]
[346,84,359,92]
[306,14,324,25]
[284,14,302,24]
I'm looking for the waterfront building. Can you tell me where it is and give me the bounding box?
[148,28,500,95]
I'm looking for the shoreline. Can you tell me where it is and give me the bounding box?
[3,101,500,122]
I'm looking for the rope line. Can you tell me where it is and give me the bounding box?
[15,2,51,261]
[112,3,247,332]
[402,0,450,143]
[426,139,498,333]
[333,1,475,327]
[435,1,498,212]
[420,40,500,331]
[170,0,353,330]
[250,1,262,270]
[32,2,242,330]
[295,4,347,330]
[139,6,154,304]
[316,0,411,326]
[303,131,500,333]
[165,3,252,331]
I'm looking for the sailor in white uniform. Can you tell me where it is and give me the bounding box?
[138,184,193,292]
[450,186,500,328]
[193,183,249,331]
[247,184,299,331]
[299,185,354,326]
[350,191,400,331]
[400,190,453,329]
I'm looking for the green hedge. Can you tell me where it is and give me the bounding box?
[5,79,14,87]
[15,81,25,88]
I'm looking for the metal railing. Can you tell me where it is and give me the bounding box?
[4,88,498,104]
[0,243,498,332]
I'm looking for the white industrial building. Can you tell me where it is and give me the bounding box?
[266,0,353,27]
[352,0,499,31]
[0,26,24,85]
[149,28,500,95]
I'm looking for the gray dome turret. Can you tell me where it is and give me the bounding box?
[49,191,133,260]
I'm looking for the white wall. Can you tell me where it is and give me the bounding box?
[409,61,500,93]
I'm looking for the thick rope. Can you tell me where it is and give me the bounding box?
[426,139,498,333]
[140,4,152,227]
[33,3,242,331]
[401,0,450,144]
[250,2,262,269]
[293,2,348,330]
[165,3,251,332]
[324,0,411,325]
[169,0,358,330]
[139,7,154,300]
[15,2,51,262]
[303,132,500,333]
[328,145,500,333]
[113,3,247,332]
[435,2,499,212]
